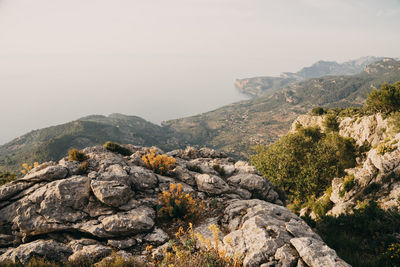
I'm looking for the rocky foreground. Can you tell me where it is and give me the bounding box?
[0,145,348,266]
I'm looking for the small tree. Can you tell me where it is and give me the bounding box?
[323,113,339,132]
[366,81,400,114]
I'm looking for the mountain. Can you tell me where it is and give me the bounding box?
[235,56,384,97]
[163,58,400,158]
[0,145,348,266]
[1,59,399,173]
[0,114,184,172]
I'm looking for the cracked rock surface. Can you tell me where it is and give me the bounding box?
[0,145,347,266]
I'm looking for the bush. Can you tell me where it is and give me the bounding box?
[366,81,400,114]
[343,174,355,191]
[323,113,339,132]
[311,107,326,115]
[158,183,203,220]
[389,112,400,133]
[68,148,87,162]
[186,164,203,173]
[377,142,396,155]
[153,224,242,267]
[77,161,89,175]
[103,141,132,156]
[312,195,334,219]
[142,149,176,175]
[363,182,381,195]
[251,126,356,205]
[383,243,400,266]
[0,171,17,186]
[306,201,400,267]
[212,164,226,177]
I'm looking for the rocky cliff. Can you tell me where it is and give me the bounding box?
[292,113,400,216]
[0,145,348,266]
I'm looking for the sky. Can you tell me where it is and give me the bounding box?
[0,0,400,145]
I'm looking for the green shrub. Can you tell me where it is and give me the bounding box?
[343,174,355,192]
[389,112,400,133]
[306,201,400,267]
[68,148,87,162]
[212,164,226,177]
[323,113,339,132]
[366,81,400,114]
[377,142,395,155]
[103,142,132,156]
[311,107,326,115]
[312,196,334,219]
[0,171,17,186]
[251,126,356,206]
[186,164,203,174]
[363,182,381,195]
[77,161,89,175]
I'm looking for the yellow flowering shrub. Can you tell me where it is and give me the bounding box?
[377,141,396,155]
[383,243,400,266]
[21,162,39,175]
[154,223,242,267]
[158,183,203,220]
[142,148,176,175]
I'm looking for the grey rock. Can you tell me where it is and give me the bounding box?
[144,227,169,245]
[107,238,137,249]
[0,240,72,264]
[290,237,350,267]
[128,166,158,191]
[275,244,299,267]
[68,244,112,262]
[90,179,134,207]
[195,174,230,194]
[101,206,155,235]
[228,173,279,202]
[21,165,68,182]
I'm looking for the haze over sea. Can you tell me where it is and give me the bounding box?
[1,0,399,144]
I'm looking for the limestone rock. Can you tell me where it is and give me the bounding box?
[68,244,112,262]
[101,206,155,235]
[291,237,350,267]
[91,179,134,207]
[195,174,230,194]
[0,240,72,264]
[228,173,279,202]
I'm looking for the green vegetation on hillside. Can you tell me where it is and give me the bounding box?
[0,114,184,172]
[163,59,400,159]
[304,201,400,267]
[250,126,356,211]
[1,59,399,172]
[0,171,17,186]
[366,81,400,114]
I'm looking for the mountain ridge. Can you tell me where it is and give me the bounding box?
[235,56,385,97]
[1,58,400,173]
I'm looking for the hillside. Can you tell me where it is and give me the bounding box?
[1,59,399,173]
[235,56,383,97]
[164,58,400,158]
[0,114,183,172]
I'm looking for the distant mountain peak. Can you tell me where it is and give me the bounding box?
[236,56,386,97]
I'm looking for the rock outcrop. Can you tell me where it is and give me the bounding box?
[292,113,400,216]
[0,145,348,266]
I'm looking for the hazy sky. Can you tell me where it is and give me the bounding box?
[1,0,400,144]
